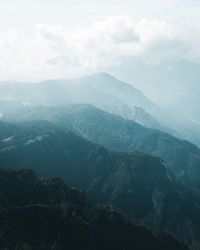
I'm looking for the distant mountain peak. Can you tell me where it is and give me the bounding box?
[82,72,118,83]
[88,72,116,79]
[131,106,157,120]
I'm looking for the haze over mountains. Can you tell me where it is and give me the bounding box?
[6,104,199,186]
[1,0,200,249]
[0,72,200,249]
[0,120,200,246]
[110,59,200,120]
[0,72,199,146]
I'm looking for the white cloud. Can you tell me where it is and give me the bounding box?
[134,18,188,64]
[0,16,199,80]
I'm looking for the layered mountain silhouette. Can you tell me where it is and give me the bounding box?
[130,106,176,134]
[110,59,200,123]
[0,72,200,248]
[0,73,154,111]
[1,120,200,245]
[0,72,199,146]
[5,104,200,187]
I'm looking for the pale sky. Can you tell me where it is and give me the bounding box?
[1,0,200,32]
[0,0,200,81]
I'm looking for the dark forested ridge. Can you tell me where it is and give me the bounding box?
[1,120,200,246]
[5,104,200,187]
[0,168,189,250]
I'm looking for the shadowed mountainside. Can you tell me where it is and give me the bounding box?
[5,104,200,187]
[0,168,188,250]
[0,120,200,245]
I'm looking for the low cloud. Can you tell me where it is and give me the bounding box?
[0,16,199,80]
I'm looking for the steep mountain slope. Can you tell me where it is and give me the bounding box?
[0,73,155,111]
[0,74,175,132]
[0,72,199,146]
[0,75,130,115]
[110,59,200,122]
[0,168,188,250]
[8,104,200,186]
[130,106,167,130]
[129,106,178,136]
[81,72,158,114]
[0,120,200,245]
[0,167,90,209]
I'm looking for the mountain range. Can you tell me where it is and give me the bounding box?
[0,167,190,250]
[1,120,200,246]
[0,72,199,146]
[0,72,200,249]
[4,104,200,187]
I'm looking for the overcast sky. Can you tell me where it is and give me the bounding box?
[0,0,200,81]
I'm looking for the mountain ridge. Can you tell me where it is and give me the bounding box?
[0,167,189,250]
[0,120,200,245]
[6,104,200,187]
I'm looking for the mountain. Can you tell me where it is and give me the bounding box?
[0,72,199,147]
[1,120,200,245]
[0,73,156,112]
[77,73,200,147]
[129,106,178,136]
[81,72,158,115]
[109,59,200,146]
[7,104,200,187]
[0,73,161,132]
[109,58,200,121]
[0,74,175,131]
[0,168,188,250]
[130,106,163,129]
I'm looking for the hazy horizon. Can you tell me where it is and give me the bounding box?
[0,0,199,80]
[1,2,200,248]
[0,0,199,133]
